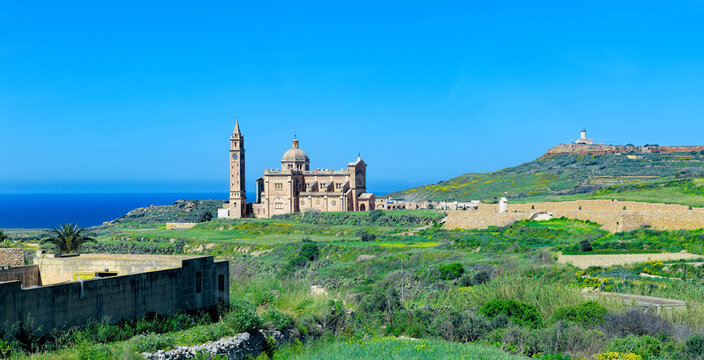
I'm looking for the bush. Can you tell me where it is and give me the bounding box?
[551,301,608,327]
[586,352,642,360]
[221,299,261,333]
[438,263,464,280]
[686,334,704,359]
[602,309,674,338]
[479,299,543,328]
[283,240,320,273]
[128,333,176,353]
[471,270,492,285]
[262,309,294,331]
[580,240,593,252]
[361,286,401,314]
[459,270,492,287]
[198,211,213,223]
[489,322,606,357]
[429,309,491,342]
[606,335,663,359]
[360,234,376,242]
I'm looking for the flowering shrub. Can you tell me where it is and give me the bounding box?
[585,352,642,360]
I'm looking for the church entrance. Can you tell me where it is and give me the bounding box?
[360,203,366,211]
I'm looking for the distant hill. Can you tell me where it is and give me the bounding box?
[97,200,224,228]
[386,146,704,206]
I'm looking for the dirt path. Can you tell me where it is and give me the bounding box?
[398,217,447,236]
[584,291,686,309]
[557,252,704,269]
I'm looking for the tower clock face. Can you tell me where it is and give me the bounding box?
[232,153,238,160]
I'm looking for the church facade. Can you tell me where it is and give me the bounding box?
[223,119,375,219]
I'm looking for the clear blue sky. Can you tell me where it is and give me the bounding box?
[2,1,704,195]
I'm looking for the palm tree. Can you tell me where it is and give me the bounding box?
[0,230,9,247]
[40,224,97,255]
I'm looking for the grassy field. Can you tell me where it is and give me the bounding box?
[8,211,704,359]
[279,338,523,360]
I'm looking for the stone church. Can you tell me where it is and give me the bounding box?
[222,118,375,219]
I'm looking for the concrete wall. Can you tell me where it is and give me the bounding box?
[0,248,25,266]
[0,265,41,287]
[0,256,229,334]
[445,200,704,232]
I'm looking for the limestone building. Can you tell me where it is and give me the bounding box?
[576,128,594,145]
[222,119,375,218]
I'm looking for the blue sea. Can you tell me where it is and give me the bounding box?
[0,193,237,229]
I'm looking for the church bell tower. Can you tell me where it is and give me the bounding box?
[229,117,246,218]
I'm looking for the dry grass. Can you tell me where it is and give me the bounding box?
[557,252,704,269]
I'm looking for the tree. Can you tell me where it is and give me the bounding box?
[40,224,97,255]
[580,240,593,252]
[0,230,9,247]
[198,211,213,223]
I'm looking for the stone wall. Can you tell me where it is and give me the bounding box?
[0,248,25,266]
[445,200,704,232]
[0,265,40,287]
[34,253,191,284]
[0,256,229,334]
[166,223,198,230]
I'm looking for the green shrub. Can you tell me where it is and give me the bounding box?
[361,234,376,242]
[685,334,704,359]
[606,335,663,358]
[438,263,464,280]
[538,355,573,360]
[479,299,543,328]
[551,301,608,327]
[262,308,294,330]
[580,240,593,252]
[429,309,491,342]
[221,299,261,333]
[128,333,176,353]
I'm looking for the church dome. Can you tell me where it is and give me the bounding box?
[282,147,309,163]
[281,136,310,171]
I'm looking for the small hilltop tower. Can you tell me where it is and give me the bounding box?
[228,117,247,218]
[576,128,593,145]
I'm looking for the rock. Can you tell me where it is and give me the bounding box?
[310,285,328,296]
[356,255,376,262]
[142,330,294,360]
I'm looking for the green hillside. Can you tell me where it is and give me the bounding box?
[387,152,704,206]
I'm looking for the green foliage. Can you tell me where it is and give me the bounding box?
[262,309,294,331]
[40,223,97,255]
[198,211,213,223]
[606,335,664,359]
[128,333,176,353]
[284,240,320,274]
[360,233,376,242]
[479,299,544,329]
[221,299,261,333]
[551,301,608,327]
[0,229,9,247]
[279,338,522,360]
[580,240,593,252]
[438,262,465,280]
[685,334,704,359]
[273,210,444,228]
[428,309,491,342]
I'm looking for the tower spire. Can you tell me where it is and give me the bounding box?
[233,116,241,135]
